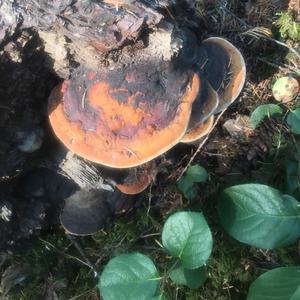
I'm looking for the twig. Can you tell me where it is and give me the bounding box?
[243,28,300,61]
[257,58,290,71]
[39,238,97,275]
[257,57,300,74]
[146,183,153,217]
[66,234,99,278]
[69,288,95,300]
[177,110,227,181]
[140,233,160,239]
[265,37,300,62]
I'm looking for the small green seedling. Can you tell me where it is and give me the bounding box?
[98,211,213,299]
[178,165,208,201]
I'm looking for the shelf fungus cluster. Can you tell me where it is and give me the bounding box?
[48,22,246,235]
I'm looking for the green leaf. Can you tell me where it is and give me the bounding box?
[98,252,159,300]
[162,212,213,269]
[284,160,300,194]
[186,165,208,183]
[178,165,208,200]
[250,104,283,129]
[287,108,300,134]
[218,184,300,249]
[169,263,207,289]
[178,176,198,201]
[151,295,166,300]
[247,266,300,300]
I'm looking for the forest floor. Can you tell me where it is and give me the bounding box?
[2,0,300,299]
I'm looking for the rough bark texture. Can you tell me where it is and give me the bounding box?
[0,0,166,75]
[0,0,162,47]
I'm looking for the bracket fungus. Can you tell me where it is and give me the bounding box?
[181,116,214,144]
[60,189,138,236]
[48,33,246,186]
[60,189,115,236]
[46,14,246,236]
[199,37,246,113]
[48,64,200,168]
[0,0,248,242]
[115,161,156,195]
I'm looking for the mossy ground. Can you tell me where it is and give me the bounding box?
[3,0,300,299]
[6,189,299,299]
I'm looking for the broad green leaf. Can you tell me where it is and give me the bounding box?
[162,212,213,269]
[151,295,166,300]
[98,252,159,300]
[284,160,300,194]
[247,266,300,300]
[218,184,300,249]
[287,108,300,134]
[186,165,208,183]
[250,104,283,129]
[169,263,207,289]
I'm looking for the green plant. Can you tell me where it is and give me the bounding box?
[98,252,160,300]
[97,211,213,299]
[96,154,300,299]
[162,212,212,269]
[178,165,208,201]
[247,266,300,300]
[287,108,300,135]
[218,183,300,249]
[274,12,300,41]
[250,104,283,129]
[284,159,300,194]
[169,264,207,290]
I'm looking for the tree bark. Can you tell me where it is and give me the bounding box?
[0,1,164,75]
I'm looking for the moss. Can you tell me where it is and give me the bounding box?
[274,12,300,42]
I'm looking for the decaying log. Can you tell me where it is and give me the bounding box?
[0,0,200,247]
[39,21,177,77]
[50,150,114,191]
[0,0,162,47]
[0,1,197,78]
[0,1,165,74]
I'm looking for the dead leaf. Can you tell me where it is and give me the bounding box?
[223,115,253,138]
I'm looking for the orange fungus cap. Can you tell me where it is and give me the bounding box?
[48,65,200,168]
